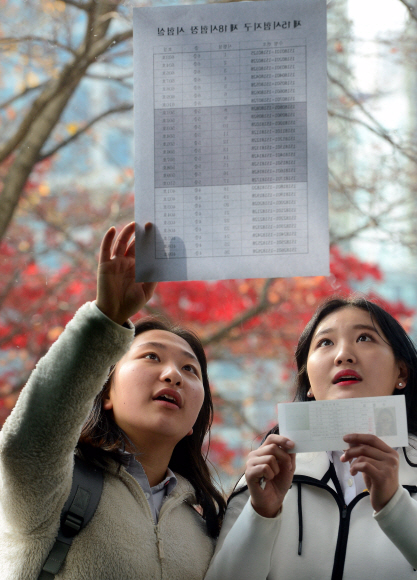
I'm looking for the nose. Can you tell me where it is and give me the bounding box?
[160,364,182,386]
[334,342,356,366]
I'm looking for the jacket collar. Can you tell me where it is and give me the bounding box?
[80,452,198,504]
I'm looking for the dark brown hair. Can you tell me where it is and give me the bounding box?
[77,316,226,537]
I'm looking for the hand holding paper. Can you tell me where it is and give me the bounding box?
[341,433,401,512]
[277,395,408,453]
[277,395,408,512]
[245,434,295,518]
[96,222,157,325]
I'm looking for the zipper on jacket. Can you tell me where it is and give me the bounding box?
[331,491,369,580]
[297,482,303,555]
[295,474,417,580]
[293,473,369,580]
[154,526,165,559]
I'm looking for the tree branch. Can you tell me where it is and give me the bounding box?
[0,83,47,110]
[38,102,133,160]
[62,0,91,10]
[328,109,417,164]
[0,36,77,56]
[328,72,417,163]
[84,71,132,82]
[0,3,133,242]
[330,220,379,244]
[202,279,276,346]
[0,7,131,165]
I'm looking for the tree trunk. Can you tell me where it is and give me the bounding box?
[0,0,125,242]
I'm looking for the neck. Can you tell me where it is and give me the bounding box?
[130,438,176,487]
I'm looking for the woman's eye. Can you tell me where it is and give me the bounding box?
[317,338,332,347]
[357,334,372,342]
[144,353,160,361]
[183,364,197,374]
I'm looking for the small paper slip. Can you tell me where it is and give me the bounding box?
[277,395,408,453]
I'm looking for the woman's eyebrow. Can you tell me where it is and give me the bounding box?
[352,324,378,333]
[314,323,377,339]
[135,341,199,362]
[313,326,333,339]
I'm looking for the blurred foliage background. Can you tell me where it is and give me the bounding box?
[1,0,416,490]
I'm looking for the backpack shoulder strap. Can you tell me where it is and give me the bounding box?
[38,455,104,580]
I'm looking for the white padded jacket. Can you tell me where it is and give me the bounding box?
[205,442,417,580]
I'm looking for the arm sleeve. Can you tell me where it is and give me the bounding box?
[205,490,282,580]
[0,302,134,533]
[374,485,417,568]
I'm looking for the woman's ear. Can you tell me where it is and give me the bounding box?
[397,360,408,389]
[103,393,113,410]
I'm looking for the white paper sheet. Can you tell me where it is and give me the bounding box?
[134,0,328,282]
[277,395,408,453]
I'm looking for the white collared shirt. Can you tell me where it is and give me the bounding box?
[124,453,177,523]
[327,451,367,504]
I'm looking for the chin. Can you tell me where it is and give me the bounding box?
[328,391,362,400]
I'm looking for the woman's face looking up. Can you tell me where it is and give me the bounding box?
[103,329,205,448]
[306,306,407,401]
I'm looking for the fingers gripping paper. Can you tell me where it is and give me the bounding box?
[277,395,408,453]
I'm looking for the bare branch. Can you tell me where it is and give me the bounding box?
[328,72,417,163]
[202,279,276,346]
[84,71,132,82]
[0,36,77,56]
[104,28,133,48]
[38,103,133,160]
[62,0,91,10]
[0,9,131,165]
[0,83,47,110]
[0,3,134,242]
[329,109,417,164]
[330,220,379,244]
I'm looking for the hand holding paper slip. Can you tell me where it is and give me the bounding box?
[277,395,408,453]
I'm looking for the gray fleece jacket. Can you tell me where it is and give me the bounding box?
[0,302,214,580]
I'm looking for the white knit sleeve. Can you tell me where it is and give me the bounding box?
[205,489,281,580]
[374,485,417,568]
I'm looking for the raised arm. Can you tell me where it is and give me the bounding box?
[0,223,156,533]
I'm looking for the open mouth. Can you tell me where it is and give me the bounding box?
[153,390,181,408]
[333,372,362,384]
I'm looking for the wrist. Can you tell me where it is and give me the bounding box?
[373,486,399,514]
[95,301,127,326]
[251,501,282,519]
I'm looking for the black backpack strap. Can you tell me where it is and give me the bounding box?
[38,455,104,580]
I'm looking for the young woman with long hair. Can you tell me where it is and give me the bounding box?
[0,223,225,580]
[205,296,417,580]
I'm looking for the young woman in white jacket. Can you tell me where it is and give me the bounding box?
[205,296,417,580]
[0,223,225,580]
